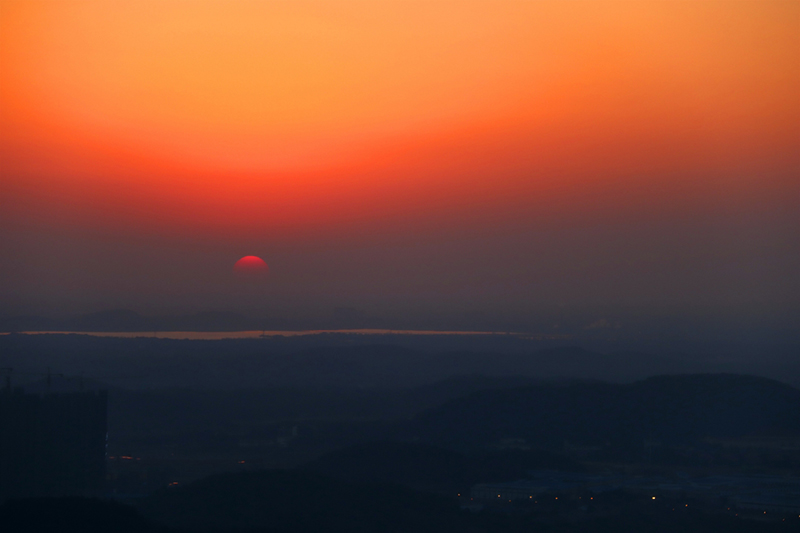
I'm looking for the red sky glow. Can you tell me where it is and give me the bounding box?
[1,0,797,319]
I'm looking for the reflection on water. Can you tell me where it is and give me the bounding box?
[4,329,521,340]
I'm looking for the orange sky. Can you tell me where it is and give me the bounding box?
[2,0,797,240]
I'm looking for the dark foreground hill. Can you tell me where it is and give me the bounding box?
[137,469,470,533]
[2,474,796,533]
[134,469,796,533]
[413,374,800,453]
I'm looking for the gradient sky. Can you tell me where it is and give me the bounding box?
[1,0,798,324]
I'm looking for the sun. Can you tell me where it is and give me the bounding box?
[233,256,269,278]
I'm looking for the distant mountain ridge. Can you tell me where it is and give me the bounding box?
[2,332,800,389]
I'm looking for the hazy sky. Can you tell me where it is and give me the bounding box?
[1,0,797,321]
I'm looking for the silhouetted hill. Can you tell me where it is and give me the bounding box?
[414,374,800,452]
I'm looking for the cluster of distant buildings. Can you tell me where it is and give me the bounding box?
[470,469,800,518]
